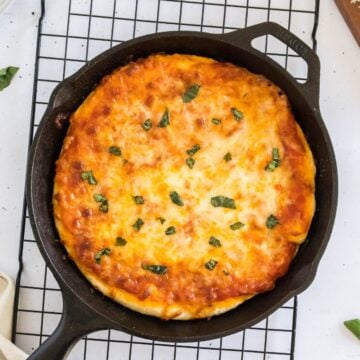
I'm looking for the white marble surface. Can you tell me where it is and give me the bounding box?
[0,0,359,359]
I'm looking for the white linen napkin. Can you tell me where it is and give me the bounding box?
[0,273,28,360]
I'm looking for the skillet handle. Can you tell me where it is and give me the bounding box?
[27,288,106,360]
[221,22,320,108]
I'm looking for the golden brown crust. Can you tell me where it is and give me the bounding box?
[53,54,315,319]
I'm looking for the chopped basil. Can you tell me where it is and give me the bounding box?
[80,170,97,185]
[115,237,127,246]
[223,152,232,162]
[186,144,200,156]
[211,196,236,209]
[209,236,221,248]
[158,108,170,127]
[133,218,144,232]
[141,119,152,131]
[265,147,281,171]
[108,146,122,156]
[205,259,218,270]
[231,107,243,121]
[266,214,279,229]
[132,195,144,205]
[142,264,168,275]
[93,193,108,213]
[182,84,200,103]
[212,118,221,125]
[186,157,195,169]
[156,217,166,224]
[169,191,184,206]
[95,248,111,264]
[344,319,360,340]
[230,222,245,230]
[165,226,176,235]
[0,66,19,91]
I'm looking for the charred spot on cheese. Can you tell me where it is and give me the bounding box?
[93,193,108,213]
[115,237,127,246]
[108,146,122,156]
[169,191,184,206]
[211,196,236,209]
[223,152,232,162]
[182,84,200,103]
[165,226,176,235]
[266,214,280,229]
[186,157,195,169]
[223,270,229,275]
[157,108,170,127]
[80,170,97,185]
[142,264,167,275]
[95,248,111,263]
[212,118,221,125]
[142,119,152,131]
[230,222,245,230]
[132,195,144,205]
[132,218,144,232]
[231,107,243,121]
[205,259,218,270]
[265,148,281,171]
[186,144,200,156]
[209,236,221,247]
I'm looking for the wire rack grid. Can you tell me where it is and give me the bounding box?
[12,0,319,359]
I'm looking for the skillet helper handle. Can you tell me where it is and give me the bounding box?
[27,289,105,360]
[222,22,320,108]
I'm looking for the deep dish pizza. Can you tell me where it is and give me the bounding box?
[53,54,316,320]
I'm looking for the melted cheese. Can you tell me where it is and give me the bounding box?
[53,54,316,319]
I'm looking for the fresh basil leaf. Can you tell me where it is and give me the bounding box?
[344,319,360,340]
[169,191,184,206]
[142,264,168,275]
[205,259,218,270]
[230,222,245,230]
[80,170,97,185]
[108,146,122,156]
[93,193,109,212]
[211,196,236,209]
[186,157,195,169]
[132,218,144,232]
[132,195,144,205]
[0,66,19,91]
[266,214,279,229]
[223,152,232,162]
[115,237,127,246]
[209,236,221,248]
[265,147,281,171]
[95,248,111,263]
[186,144,200,156]
[182,84,200,103]
[231,107,243,121]
[141,119,152,131]
[212,118,221,125]
[158,108,170,127]
[99,201,109,213]
[156,217,166,224]
[94,193,106,203]
[165,226,176,235]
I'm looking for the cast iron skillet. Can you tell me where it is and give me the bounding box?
[26,22,337,359]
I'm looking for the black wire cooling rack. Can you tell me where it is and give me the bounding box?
[12,0,320,359]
